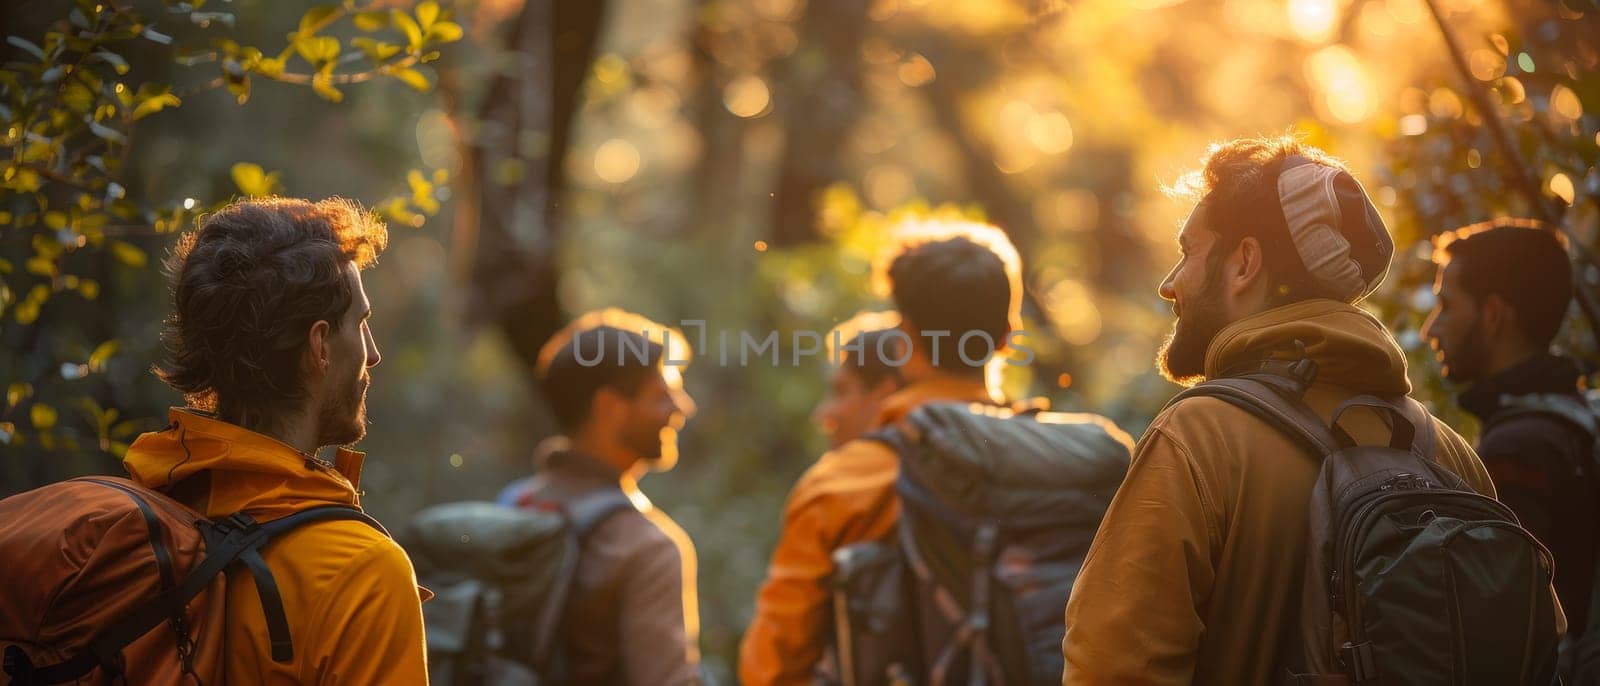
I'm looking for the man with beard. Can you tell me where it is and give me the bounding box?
[499,309,703,685]
[1060,136,1500,685]
[1423,219,1595,637]
[121,197,429,683]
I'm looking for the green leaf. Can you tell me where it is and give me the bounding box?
[351,37,400,62]
[416,1,440,30]
[77,278,99,300]
[352,11,390,32]
[294,35,340,67]
[25,256,56,277]
[89,339,120,372]
[112,419,141,438]
[142,27,173,45]
[428,21,463,44]
[95,50,130,75]
[6,382,31,408]
[231,162,278,197]
[87,119,127,144]
[110,240,145,267]
[311,72,344,102]
[7,36,47,62]
[392,10,423,52]
[31,404,57,431]
[299,4,340,35]
[391,66,430,92]
[132,91,181,120]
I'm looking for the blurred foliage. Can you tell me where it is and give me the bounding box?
[2,0,1598,681]
[1,0,456,468]
[1366,0,1600,433]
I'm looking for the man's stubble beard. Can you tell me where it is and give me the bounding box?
[1157,267,1230,387]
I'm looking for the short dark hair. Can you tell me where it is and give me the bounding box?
[825,311,905,389]
[158,197,387,431]
[535,309,689,434]
[877,219,1021,376]
[1173,135,1351,304]
[1432,218,1573,347]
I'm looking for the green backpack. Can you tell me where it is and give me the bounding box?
[1173,357,1562,684]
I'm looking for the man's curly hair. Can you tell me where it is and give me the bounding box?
[157,197,388,431]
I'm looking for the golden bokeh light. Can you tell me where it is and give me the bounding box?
[593,138,642,184]
[1468,49,1506,81]
[1307,45,1374,124]
[1549,172,1575,206]
[898,53,937,87]
[724,74,772,118]
[1551,84,1583,121]
[1287,0,1337,43]
[1046,279,1103,346]
[1027,111,1075,155]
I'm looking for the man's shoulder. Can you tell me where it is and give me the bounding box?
[790,438,899,504]
[590,499,691,566]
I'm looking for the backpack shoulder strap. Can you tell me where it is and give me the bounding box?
[1492,393,1600,439]
[564,487,635,539]
[1170,375,1342,459]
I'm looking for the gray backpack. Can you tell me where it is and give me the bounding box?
[401,490,633,686]
[1173,356,1561,684]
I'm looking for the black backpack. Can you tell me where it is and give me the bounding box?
[400,489,633,686]
[826,402,1131,686]
[1173,356,1561,684]
[1490,390,1600,684]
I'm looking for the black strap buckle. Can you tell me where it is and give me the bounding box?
[1339,641,1378,682]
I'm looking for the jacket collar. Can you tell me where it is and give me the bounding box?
[1459,353,1584,424]
[123,408,365,519]
[1203,299,1412,395]
[875,372,1001,427]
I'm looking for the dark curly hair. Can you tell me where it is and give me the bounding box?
[157,197,388,432]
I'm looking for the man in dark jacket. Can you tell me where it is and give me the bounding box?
[1424,218,1597,634]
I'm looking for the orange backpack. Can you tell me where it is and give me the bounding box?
[0,476,384,685]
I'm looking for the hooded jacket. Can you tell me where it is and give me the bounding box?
[1061,300,1505,685]
[123,409,429,685]
[739,373,1000,685]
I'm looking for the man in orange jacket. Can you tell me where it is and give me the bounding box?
[739,219,1025,684]
[122,197,429,684]
[811,311,906,449]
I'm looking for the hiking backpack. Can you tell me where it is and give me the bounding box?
[0,476,386,685]
[1173,356,1562,685]
[400,487,634,686]
[826,402,1131,686]
[1489,389,1600,684]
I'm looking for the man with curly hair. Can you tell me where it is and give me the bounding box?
[121,197,428,683]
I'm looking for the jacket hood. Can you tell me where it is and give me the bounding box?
[1203,298,1412,396]
[123,408,366,520]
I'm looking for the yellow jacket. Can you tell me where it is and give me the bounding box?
[1061,300,1540,685]
[739,374,998,685]
[124,409,429,685]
